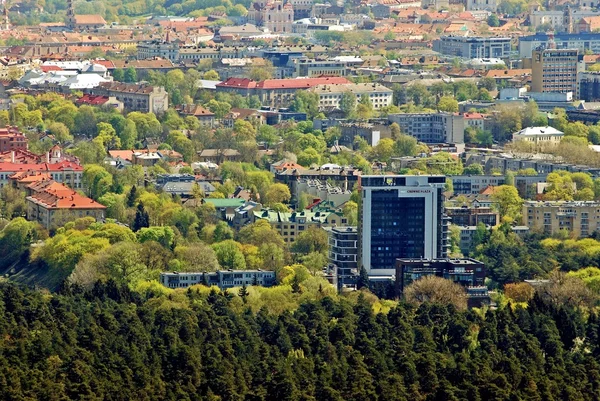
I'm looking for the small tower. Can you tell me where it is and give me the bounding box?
[66,0,76,30]
[3,6,9,31]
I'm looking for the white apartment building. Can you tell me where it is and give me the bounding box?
[310,83,393,110]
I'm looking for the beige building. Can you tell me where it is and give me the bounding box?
[253,209,348,244]
[512,126,564,145]
[26,180,105,229]
[523,201,600,237]
[531,48,581,93]
[87,82,168,114]
[310,83,394,110]
[247,0,294,33]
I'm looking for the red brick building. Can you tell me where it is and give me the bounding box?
[0,126,27,152]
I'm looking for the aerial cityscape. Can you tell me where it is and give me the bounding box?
[1,0,600,398]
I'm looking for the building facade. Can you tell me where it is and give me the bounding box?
[26,180,105,229]
[324,226,358,289]
[519,33,600,58]
[137,41,180,61]
[432,36,511,59]
[512,126,564,144]
[0,127,27,152]
[160,270,276,289]
[388,113,465,144]
[311,83,394,110]
[578,71,600,101]
[531,48,580,93]
[446,205,499,226]
[358,175,449,276]
[450,175,506,195]
[87,82,168,114]
[523,200,600,237]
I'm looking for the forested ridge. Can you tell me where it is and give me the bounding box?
[1,281,600,400]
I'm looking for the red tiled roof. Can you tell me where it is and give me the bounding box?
[76,94,110,106]
[216,77,257,89]
[27,181,106,210]
[40,65,63,73]
[256,77,351,89]
[74,15,106,25]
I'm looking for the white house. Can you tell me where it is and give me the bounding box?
[512,126,564,145]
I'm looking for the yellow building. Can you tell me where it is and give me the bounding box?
[522,200,600,237]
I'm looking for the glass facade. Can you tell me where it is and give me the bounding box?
[369,190,426,270]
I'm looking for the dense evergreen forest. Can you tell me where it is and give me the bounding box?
[1,281,600,400]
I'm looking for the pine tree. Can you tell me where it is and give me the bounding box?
[291,275,302,294]
[126,185,137,207]
[239,284,249,304]
[133,202,149,232]
[357,266,370,290]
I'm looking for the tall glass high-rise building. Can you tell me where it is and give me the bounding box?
[358,175,449,276]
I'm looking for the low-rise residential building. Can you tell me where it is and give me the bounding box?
[523,200,600,237]
[86,82,168,114]
[178,104,215,127]
[512,126,564,145]
[254,209,348,243]
[462,112,487,131]
[295,58,348,77]
[295,178,352,207]
[26,180,105,229]
[311,83,394,110]
[216,76,351,107]
[446,205,499,226]
[433,36,511,59]
[197,149,242,164]
[0,126,27,152]
[388,113,465,144]
[0,160,83,189]
[136,40,180,61]
[160,270,276,289]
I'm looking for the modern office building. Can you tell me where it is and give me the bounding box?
[358,175,449,276]
[578,71,600,101]
[432,36,511,59]
[388,113,465,144]
[523,201,600,237]
[160,270,276,289]
[324,226,358,290]
[395,258,489,307]
[519,33,600,58]
[531,48,581,93]
[450,175,506,195]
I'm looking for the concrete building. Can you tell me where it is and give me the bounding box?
[432,36,511,59]
[512,126,564,145]
[295,178,352,207]
[578,71,600,101]
[395,257,486,292]
[531,48,581,94]
[160,270,276,289]
[388,113,465,144]
[310,83,394,110]
[295,58,348,77]
[450,175,505,195]
[446,205,499,226]
[254,209,348,244]
[519,33,600,58]
[358,175,449,276]
[324,226,358,290]
[86,82,168,114]
[136,40,180,61]
[466,0,497,12]
[26,180,105,229]
[523,200,600,237]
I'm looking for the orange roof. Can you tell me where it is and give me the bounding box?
[107,150,136,162]
[74,15,106,25]
[479,185,498,195]
[462,112,487,119]
[485,69,531,78]
[27,181,105,210]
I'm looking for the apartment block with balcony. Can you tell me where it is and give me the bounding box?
[522,201,600,237]
[324,226,358,289]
